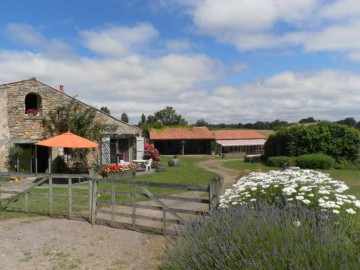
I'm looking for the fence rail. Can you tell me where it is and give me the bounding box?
[0,174,224,235]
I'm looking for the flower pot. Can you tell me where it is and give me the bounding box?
[107,171,136,179]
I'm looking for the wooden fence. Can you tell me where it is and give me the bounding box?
[0,174,224,235]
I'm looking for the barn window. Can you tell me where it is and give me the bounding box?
[25,93,42,115]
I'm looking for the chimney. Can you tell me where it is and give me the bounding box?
[59,85,64,93]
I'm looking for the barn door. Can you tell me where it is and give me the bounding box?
[136,137,144,160]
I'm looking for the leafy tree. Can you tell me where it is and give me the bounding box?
[299,117,317,123]
[194,118,209,127]
[100,106,110,114]
[43,98,114,142]
[150,106,188,126]
[337,117,358,128]
[121,113,129,123]
[42,98,116,163]
[140,114,146,125]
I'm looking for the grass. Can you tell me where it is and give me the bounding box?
[4,156,359,218]
[135,156,217,185]
[0,156,217,218]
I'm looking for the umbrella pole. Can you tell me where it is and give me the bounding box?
[48,147,52,174]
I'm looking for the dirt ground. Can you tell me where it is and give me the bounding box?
[0,159,238,270]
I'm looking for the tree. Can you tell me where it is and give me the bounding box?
[194,118,209,127]
[299,117,317,123]
[152,106,188,126]
[100,106,110,114]
[140,114,146,125]
[337,117,357,128]
[121,113,129,123]
[42,98,117,163]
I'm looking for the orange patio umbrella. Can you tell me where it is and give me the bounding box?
[35,131,98,174]
[35,131,98,148]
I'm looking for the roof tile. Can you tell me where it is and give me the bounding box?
[213,130,266,140]
[150,126,213,140]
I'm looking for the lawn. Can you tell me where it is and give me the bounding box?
[135,156,217,185]
[0,156,217,219]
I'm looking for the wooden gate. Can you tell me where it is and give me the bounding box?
[0,174,224,235]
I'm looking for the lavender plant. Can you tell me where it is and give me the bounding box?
[161,202,360,269]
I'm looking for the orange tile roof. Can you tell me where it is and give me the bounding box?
[213,130,267,140]
[150,126,213,140]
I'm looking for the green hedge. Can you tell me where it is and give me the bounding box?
[266,156,294,167]
[295,154,335,169]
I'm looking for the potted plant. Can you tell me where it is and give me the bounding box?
[26,108,37,116]
[99,163,137,178]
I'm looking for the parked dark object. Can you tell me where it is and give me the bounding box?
[156,165,166,172]
[168,156,181,167]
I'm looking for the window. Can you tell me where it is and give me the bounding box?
[25,93,42,115]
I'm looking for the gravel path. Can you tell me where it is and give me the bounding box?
[0,158,237,270]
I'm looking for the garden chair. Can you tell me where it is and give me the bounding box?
[145,158,153,172]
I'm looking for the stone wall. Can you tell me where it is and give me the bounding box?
[0,89,10,171]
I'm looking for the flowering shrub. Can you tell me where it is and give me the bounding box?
[99,163,137,177]
[220,169,360,215]
[143,143,161,163]
[26,108,37,115]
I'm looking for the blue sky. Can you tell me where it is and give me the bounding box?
[1,0,360,124]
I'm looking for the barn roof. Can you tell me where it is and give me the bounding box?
[150,126,213,140]
[213,130,267,140]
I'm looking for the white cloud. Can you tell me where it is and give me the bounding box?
[3,23,74,59]
[1,21,360,124]
[80,23,158,57]
[168,0,360,60]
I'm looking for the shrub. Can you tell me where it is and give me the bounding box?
[161,202,360,269]
[5,146,23,172]
[295,154,335,169]
[219,169,360,215]
[266,156,294,167]
[143,143,161,165]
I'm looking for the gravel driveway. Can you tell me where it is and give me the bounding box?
[0,158,237,270]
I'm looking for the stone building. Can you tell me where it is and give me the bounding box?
[0,78,142,173]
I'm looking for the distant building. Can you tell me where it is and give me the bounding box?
[213,130,267,158]
[149,126,213,155]
[0,78,142,173]
[149,127,268,156]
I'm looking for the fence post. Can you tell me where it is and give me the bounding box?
[131,184,136,227]
[68,177,72,218]
[90,178,97,225]
[25,192,29,213]
[111,181,115,227]
[49,176,53,216]
[209,176,224,211]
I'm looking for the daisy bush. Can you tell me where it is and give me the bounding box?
[220,169,360,215]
